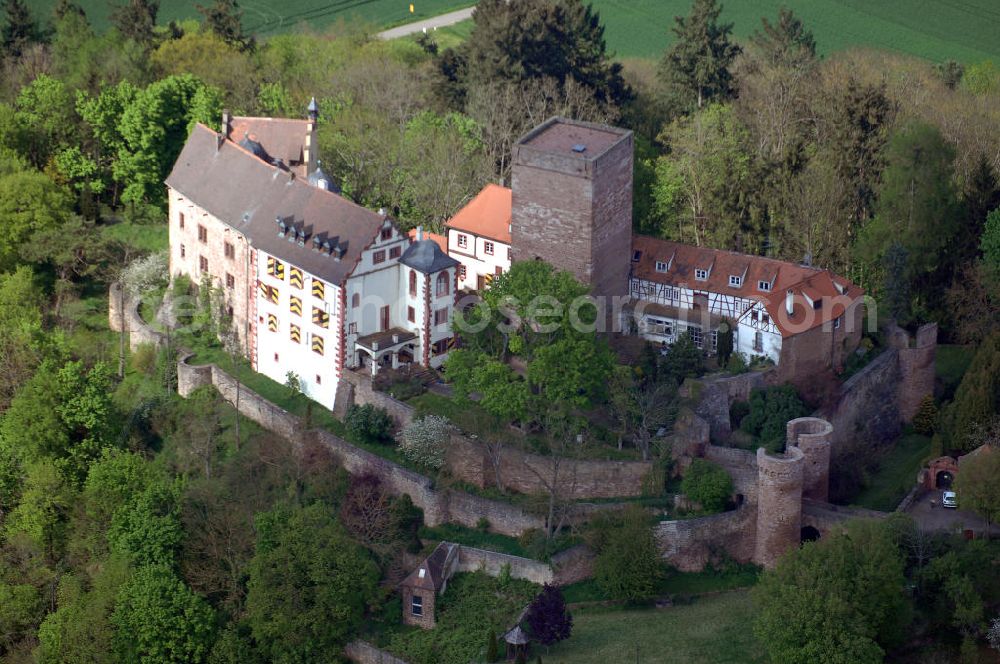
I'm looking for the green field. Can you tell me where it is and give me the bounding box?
[545,591,764,664]
[23,0,1000,64]
[588,0,1000,63]
[852,431,933,512]
[27,0,474,35]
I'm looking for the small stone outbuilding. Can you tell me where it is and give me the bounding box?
[399,542,458,629]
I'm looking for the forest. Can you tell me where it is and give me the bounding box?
[0,0,998,661]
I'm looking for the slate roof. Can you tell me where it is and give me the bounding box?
[400,542,457,592]
[407,228,447,253]
[227,116,308,166]
[166,124,383,286]
[445,184,512,244]
[401,236,459,275]
[631,235,865,337]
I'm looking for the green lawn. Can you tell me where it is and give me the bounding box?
[852,431,933,512]
[29,0,475,36]
[545,591,764,664]
[100,219,168,254]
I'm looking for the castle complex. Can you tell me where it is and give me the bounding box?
[166,107,866,410]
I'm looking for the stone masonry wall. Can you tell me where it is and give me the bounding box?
[687,371,769,443]
[654,506,757,572]
[454,546,554,585]
[344,641,410,664]
[897,323,937,421]
[786,418,832,503]
[110,283,169,352]
[823,349,902,456]
[703,445,759,504]
[346,371,651,499]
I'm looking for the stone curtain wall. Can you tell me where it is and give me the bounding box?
[824,349,902,455]
[654,506,757,572]
[109,283,169,352]
[896,323,937,421]
[703,445,759,504]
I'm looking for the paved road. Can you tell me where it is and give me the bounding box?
[377,5,476,40]
[905,491,999,538]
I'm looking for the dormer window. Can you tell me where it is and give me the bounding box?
[380,228,392,241]
[632,250,643,262]
[729,275,742,287]
[655,261,669,273]
[457,234,468,249]
[695,269,708,281]
[758,280,771,292]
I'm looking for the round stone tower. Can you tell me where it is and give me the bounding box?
[786,417,833,503]
[754,446,804,570]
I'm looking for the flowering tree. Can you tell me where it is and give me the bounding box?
[398,415,451,469]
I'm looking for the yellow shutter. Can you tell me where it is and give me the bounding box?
[290,296,302,316]
[267,313,278,332]
[266,256,275,276]
[312,334,324,355]
[312,279,325,300]
[290,324,300,343]
[312,307,329,328]
[290,267,303,289]
[258,280,268,298]
[268,285,279,304]
[275,260,285,279]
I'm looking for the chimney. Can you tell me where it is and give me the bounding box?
[416,225,423,242]
[221,109,231,137]
[304,97,319,175]
[785,290,795,316]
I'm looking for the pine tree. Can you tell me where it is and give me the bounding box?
[660,0,741,111]
[752,7,815,66]
[882,241,910,324]
[1,0,38,59]
[913,396,938,436]
[111,0,158,48]
[197,0,252,51]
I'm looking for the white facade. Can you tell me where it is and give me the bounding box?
[629,277,783,363]
[254,250,342,409]
[447,228,511,291]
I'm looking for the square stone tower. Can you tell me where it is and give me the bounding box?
[511,117,633,297]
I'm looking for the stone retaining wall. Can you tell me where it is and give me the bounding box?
[178,354,546,536]
[455,546,554,585]
[344,641,410,664]
[654,506,756,572]
[345,367,651,499]
[110,283,169,352]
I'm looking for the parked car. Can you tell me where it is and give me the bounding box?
[942,491,958,508]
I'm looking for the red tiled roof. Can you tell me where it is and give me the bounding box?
[445,184,512,244]
[228,116,308,166]
[408,228,447,253]
[631,236,864,337]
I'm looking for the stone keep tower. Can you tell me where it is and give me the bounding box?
[511,117,633,297]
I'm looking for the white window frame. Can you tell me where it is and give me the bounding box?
[754,331,763,352]
[695,269,708,281]
[457,234,468,249]
[688,326,703,348]
[484,241,494,256]
[758,280,771,292]
[411,595,423,616]
[834,316,842,330]
[729,275,742,287]
[655,261,669,273]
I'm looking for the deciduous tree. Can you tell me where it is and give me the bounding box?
[753,519,909,664]
[524,584,572,647]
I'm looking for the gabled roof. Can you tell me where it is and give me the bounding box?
[631,236,864,337]
[400,542,457,592]
[445,184,512,244]
[166,124,382,286]
[408,228,447,253]
[228,116,309,166]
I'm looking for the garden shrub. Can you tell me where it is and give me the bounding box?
[740,386,809,453]
[590,506,664,603]
[345,404,394,445]
[912,396,938,435]
[680,459,733,514]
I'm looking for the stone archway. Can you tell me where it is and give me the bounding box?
[800,526,821,543]
[935,470,954,489]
